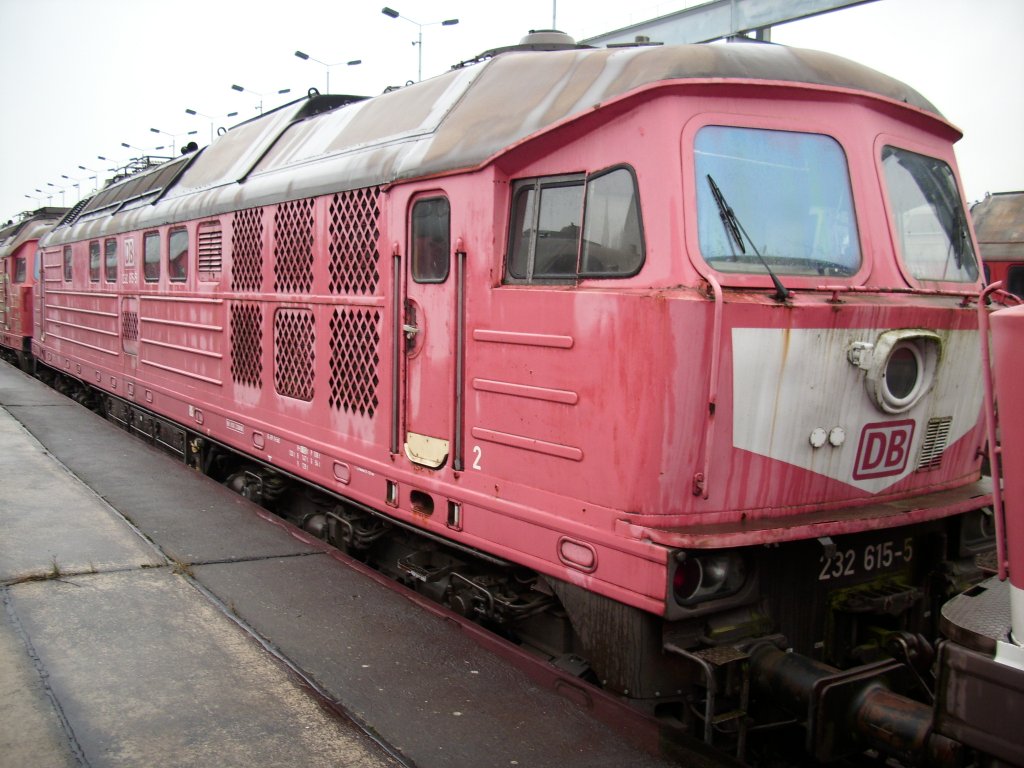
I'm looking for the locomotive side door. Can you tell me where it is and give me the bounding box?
[402,194,456,469]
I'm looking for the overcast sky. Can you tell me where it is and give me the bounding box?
[1,0,1020,221]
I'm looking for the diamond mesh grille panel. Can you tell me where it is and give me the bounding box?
[329,308,380,417]
[274,308,315,401]
[230,303,263,389]
[231,207,264,291]
[121,310,139,341]
[274,198,315,293]
[329,187,381,295]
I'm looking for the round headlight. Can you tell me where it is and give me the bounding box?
[883,341,923,407]
[860,330,940,414]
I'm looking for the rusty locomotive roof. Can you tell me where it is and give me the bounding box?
[972,191,1024,262]
[45,42,946,245]
[1,207,68,256]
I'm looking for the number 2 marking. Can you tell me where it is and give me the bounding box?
[472,445,482,470]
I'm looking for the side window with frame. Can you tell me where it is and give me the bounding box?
[1008,264,1024,298]
[144,231,161,282]
[89,241,101,282]
[104,238,118,283]
[13,256,26,283]
[63,246,73,282]
[505,166,645,283]
[168,227,188,282]
[411,197,451,283]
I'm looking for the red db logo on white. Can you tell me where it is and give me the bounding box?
[853,420,916,480]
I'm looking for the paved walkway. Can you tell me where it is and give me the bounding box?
[0,362,696,768]
[0,370,397,768]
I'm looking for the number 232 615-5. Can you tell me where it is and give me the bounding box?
[818,538,914,581]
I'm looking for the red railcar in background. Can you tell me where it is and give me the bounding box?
[0,207,66,370]
[973,190,1024,297]
[23,36,1012,764]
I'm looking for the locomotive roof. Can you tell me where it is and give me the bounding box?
[0,207,68,256]
[48,42,946,242]
[971,191,1024,262]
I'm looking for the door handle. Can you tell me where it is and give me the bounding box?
[403,324,420,339]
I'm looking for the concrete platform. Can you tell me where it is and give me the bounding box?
[0,362,701,768]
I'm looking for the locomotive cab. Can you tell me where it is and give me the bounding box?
[0,207,66,370]
[464,42,995,760]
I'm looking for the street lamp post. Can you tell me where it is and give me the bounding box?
[185,108,238,142]
[230,84,292,115]
[45,182,66,206]
[121,141,165,154]
[77,166,101,192]
[294,51,361,94]
[381,6,458,82]
[150,127,197,155]
[60,174,84,202]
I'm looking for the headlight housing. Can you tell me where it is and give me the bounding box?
[853,330,941,414]
[671,552,747,606]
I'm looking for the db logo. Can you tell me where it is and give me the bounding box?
[853,420,916,480]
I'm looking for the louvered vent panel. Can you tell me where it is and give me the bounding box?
[917,416,953,471]
[198,221,223,272]
[230,303,263,388]
[231,207,264,291]
[329,308,380,417]
[274,198,315,293]
[274,308,315,401]
[329,187,381,295]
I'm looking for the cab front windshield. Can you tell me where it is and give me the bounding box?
[695,125,861,277]
[881,146,978,283]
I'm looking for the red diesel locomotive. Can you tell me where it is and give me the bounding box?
[0,207,66,370]
[19,35,1011,763]
[973,190,1024,298]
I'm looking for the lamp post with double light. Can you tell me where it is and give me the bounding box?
[185,107,238,142]
[294,51,361,94]
[381,6,458,82]
[150,127,198,156]
[230,84,291,115]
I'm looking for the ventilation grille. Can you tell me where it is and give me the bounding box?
[274,308,315,401]
[329,308,380,417]
[121,310,139,341]
[230,303,263,388]
[917,416,953,471]
[329,187,381,295]
[231,207,264,291]
[274,198,315,293]
[198,221,223,272]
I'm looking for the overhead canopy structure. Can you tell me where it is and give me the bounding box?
[580,0,881,46]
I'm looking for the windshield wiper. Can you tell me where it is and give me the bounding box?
[707,174,789,302]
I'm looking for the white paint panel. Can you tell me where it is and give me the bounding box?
[731,327,982,493]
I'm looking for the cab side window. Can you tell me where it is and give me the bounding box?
[144,232,161,282]
[89,241,101,282]
[104,238,118,283]
[506,166,645,283]
[63,246,73,282]
[1008,265,1024,298]
[169,228,188,282]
